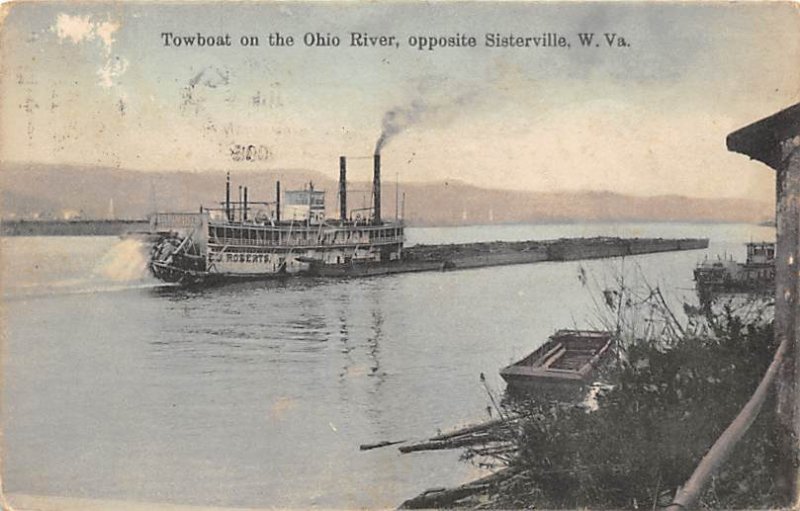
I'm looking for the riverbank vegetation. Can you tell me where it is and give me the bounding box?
[456,271,781,509]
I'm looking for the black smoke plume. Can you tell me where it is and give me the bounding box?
[374,99,427,155]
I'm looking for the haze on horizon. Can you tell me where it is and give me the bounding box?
[1,2,798,203]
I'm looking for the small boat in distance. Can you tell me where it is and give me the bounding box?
[693,241,775,296]
[500,330,613,389]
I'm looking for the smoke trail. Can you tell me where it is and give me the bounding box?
[374,99,427,155]
[373,90,477,155]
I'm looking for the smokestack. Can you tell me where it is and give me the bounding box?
[276,181,281,223]
[373,153,381,224]
[339,156,347,222]
[307,182,313,226]
[225,172,231,221]
[238,185,243,222]
[244,187,248,221]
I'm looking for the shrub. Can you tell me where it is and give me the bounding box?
[479,299,781,509]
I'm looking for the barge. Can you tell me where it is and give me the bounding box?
[406,237,709,268]
[500,330,614,389]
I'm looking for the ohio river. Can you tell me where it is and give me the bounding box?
[1,222,772,509]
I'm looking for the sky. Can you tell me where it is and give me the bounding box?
[1,1,798,201]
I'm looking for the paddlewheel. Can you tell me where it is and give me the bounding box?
[149,233,207,283]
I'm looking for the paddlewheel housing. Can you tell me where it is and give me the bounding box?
[149,233,207,283]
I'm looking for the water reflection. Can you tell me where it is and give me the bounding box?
[5,224,770,509]
[367,308,385,379]
[336,290,354,382]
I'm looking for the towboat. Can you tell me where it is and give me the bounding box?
[500,330,613,389]
[148,154,404,284]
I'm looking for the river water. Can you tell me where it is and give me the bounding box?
[1,222,774,509]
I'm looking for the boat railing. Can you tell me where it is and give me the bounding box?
[209,235,405,248]
[208,219,404,232]
[150,212,204,231]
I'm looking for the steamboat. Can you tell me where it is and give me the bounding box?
[149,154,404,284]
[693,241,775,295]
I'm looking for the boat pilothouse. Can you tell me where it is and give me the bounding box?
[149,153,405,284]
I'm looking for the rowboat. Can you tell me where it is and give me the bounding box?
[500,330,613,389]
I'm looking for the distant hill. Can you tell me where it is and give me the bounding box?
[0,162,773,226]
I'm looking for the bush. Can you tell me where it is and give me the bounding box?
[483,306,782,509]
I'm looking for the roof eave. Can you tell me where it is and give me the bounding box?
[726,103,800,171]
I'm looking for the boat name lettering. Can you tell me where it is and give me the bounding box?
[221,252,270,263]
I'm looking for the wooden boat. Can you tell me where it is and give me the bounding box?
[500,330,613,388]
